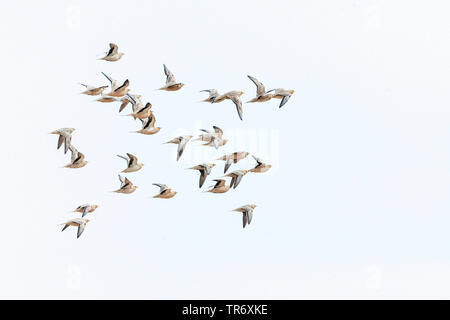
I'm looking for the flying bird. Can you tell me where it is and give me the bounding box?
[79,83,108,96]
[216,152,249,173]
[114,175,138,194]
[152,183,177,199]
[65,145,88,168]
[118,93,143,113]
[117,153,144,173]
[105,79,130,97]
[195,126,226,149]
[133,113,161,135]
[212,91,245,120]
[74,204,98,218]
[188,163,216,188]
[165,135,193,161]
[246,75,273,103]
[200,89,220,102]
[232,205,257,228]
[205,179,230,194]
[122,103,152,120]
[50,128,75,154]
[250,155,272,173]
[98,43,124,62]
[60,218,89,238]
[158,64,184,91]
[266,88,295,108]
[224,170,249,189]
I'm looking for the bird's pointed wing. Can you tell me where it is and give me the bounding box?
[77,223,86,238]
[248,75,265,96]
[243,212,248,228]
[199,169,207,188]
[107,43,118,56]
[153,183,168,193]
[176,138,189,161]
[279,95,291,108]
[64,135,71,154]
[231,96,243,120]
[224,158,232,173]
[252,155,263,165]
[213,179,225,188]
[57,135,64,150]
[247,210,253,225]
[69,145,79,162]
[81,206,88,218]
[234,174,244,189]
[101,72,114,84]
[163,64,176,84]
[114,79,129,92]
[126,153,137,166]
[213,126,223,135]
[61,224,70,232]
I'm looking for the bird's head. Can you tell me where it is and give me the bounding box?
[119,53,125,58]
[93,205,99,210]
[84,219,90,223]
[250,205,257,209]
[290,90,295,94]
[239,91,244,96]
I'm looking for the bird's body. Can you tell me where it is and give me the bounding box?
[213,91,245,120]
[267,88,295,108]
[60,218,89,238]
[200,89,220,102]
[105,79,130,97]
[74,204,98,218]
[114,175,138,194]
[188,163,216,188]
[233,205,257,228]
[250,155,272,173]
[224,170,249,189]
[216,152,249,173]
[134,113,161,135]
[99,43,124,61]
[79,84,108,96]
[165,135,192,161]
[206,179,230,193]
[65,145,88,168]
[117,153,144,173]
[96,95,117,103]
[195,126,226,149]
[158,64,184,91]
[246,75,273,103]
[123,103,152,120]
[50,128,75,154]
[152,183,177,199]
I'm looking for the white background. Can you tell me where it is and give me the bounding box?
[1,0,449,299]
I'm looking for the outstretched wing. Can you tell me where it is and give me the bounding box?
[248,75,266,96]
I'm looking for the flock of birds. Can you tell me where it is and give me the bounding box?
[51,43,294,238]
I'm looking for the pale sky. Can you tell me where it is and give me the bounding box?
[1,0,450,299]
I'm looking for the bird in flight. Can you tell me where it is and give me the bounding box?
[65,145,88,169]
[195,126,226,149]
[152,183,177,199]
[212,91,245,120]
[216,152,249,173]
[114,175,138,194]
[117,153,144,173]
[164,135,193,161]
[133,113,161,135]
[123,103,152,120]
[232,205,257,228]
[50,128,75,154]
[224,170,249,189]
[60,218,90,238]
[79,83,108,96]
[246,75,273,103]
[188,163,216,188]
[266,88,295,108]
[200,89,220,103]
[158,64,184,91]
[249,155,272,173]
[98,43,124,62]
[205,179,230,194]
[73,204,99,218]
